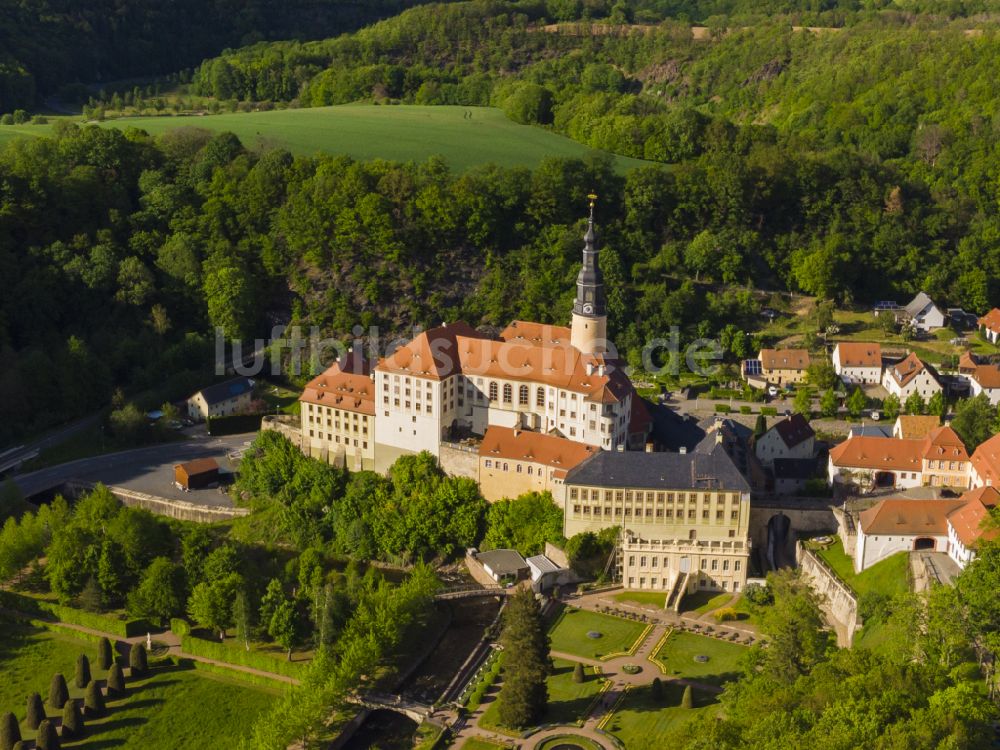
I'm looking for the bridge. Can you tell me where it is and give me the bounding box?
[348,693,434,723]
[433,584,508,601]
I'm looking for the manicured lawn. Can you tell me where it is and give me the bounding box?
[479,658,604,731]
[680,590,732,615]
[652,631,748,686]
[604,682,713,749]
[730,595,764,627]
[460,739,511,750]
[0,106,652,173]
[258,382,301,416]
[547,607,648,660]
[0,619,276,748]
[813,536,910,598]
[613,590,667,608]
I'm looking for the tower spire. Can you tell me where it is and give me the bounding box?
[571,193,607,355]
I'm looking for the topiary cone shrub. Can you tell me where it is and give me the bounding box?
[35,719,59,750]
[48,673,69,710]
[75,654,91,688]
[61,700,83,740]
[98,637,113,671]
[681,684,693,709]
[25,692,45,729]
[107,664,126,698]
[84,681,105,717]
[572,662,585,683]
[651,677,663,703]
[128,643,147,676]
[0,711,21,750]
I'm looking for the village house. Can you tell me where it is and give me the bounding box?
[978,308,1000,344]
[854,498,965,572]
[832,342,883,385]
[754,413,815,468]
[744,348,811,387]
[562,446,751,600]
[186,377,254,422]
[968,363,1000,405]
[827,425,970,491]
[299,351,376,471]
[881,352,942,401]
[901,291,947,332]
[476,426,596,502]
[969,432,1000,488]
[946,486,1000,569]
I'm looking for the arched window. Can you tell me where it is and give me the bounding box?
[536,387,545,407]
[503,384,513,403]
[489,381,498,401]
[519,385,529,405]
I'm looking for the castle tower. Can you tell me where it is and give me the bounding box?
[571,195,608,355]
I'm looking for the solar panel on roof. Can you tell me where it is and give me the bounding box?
[743,359,762,376]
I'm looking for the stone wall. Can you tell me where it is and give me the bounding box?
[65,481,250,524]
[438,441,479,481]
[796,541,860,647]
[544,542,571,569]
[260,414,303,448]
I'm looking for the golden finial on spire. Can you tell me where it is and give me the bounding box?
[587,192,598,212]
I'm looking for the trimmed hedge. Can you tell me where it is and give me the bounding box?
[170,618,191,637]
[180,658,288,689]
[181,635,307,679]
[206,413,263,436]
[760,406,778,416]
[714,404,731,413]
[0,591,149,637]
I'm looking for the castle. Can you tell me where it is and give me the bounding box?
[296,202,751,597]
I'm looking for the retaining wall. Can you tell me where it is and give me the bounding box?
[66,481,249,523]
[796,541,860,647]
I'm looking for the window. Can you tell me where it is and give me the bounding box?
[723,560,730,571]
[519,385,529,405]
[485,460,492,468]
[711,559,718,571]
[489,381,498,401]
[503,384,513,403]
[734,560,741,571]
[700,559,707,570]
[516,464,522,473]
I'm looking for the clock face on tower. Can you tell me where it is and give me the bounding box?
[582,303,594,315]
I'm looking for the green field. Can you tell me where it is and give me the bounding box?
[0,619,276,748]
[613,591,668,608]
[811,536,910,598]
[0,105,653,173]
[479,658,605,732]
[652,631,748,686]
[605,682,712,749]
[547,607,648,661]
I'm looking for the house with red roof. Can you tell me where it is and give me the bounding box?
[946,486,1000,569]
[855,498,966,571]
[979,308,1000,344]
[881,352,942,401]
[832,342,883,385]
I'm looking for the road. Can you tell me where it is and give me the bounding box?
[1,413,104,474]
[13,433,256,507]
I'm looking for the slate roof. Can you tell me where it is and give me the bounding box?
[771,413,815,449]
[197,377,253,406]
[564,444,750,492]
[905,291,939,318]
[773,458,819,480]
[477,549,528,576]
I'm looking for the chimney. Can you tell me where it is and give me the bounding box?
[617,444,624,452]
[645,442,654,453]
[513,429,520,437]
[716,430,725,445]
[679,446,687,455]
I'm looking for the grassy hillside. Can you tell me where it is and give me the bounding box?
[0,105,651,173]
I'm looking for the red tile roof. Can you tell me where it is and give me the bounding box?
[834,342,882,368]
[886,352,934,388]
[759,348,811,371]
[972,364,1000,390]
[859,498,966,536]
[829,426,967,471]
[895,415,941,439]
[971,433,1000,488]
[979,308,1000,334]
[948,486,1000,548]
[479,426,597,476]
[300,352,376,415]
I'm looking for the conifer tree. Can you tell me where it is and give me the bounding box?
[496,588,550,729]
[572,661,584,683]
[75,654,91,688]
[651,677,663,703]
